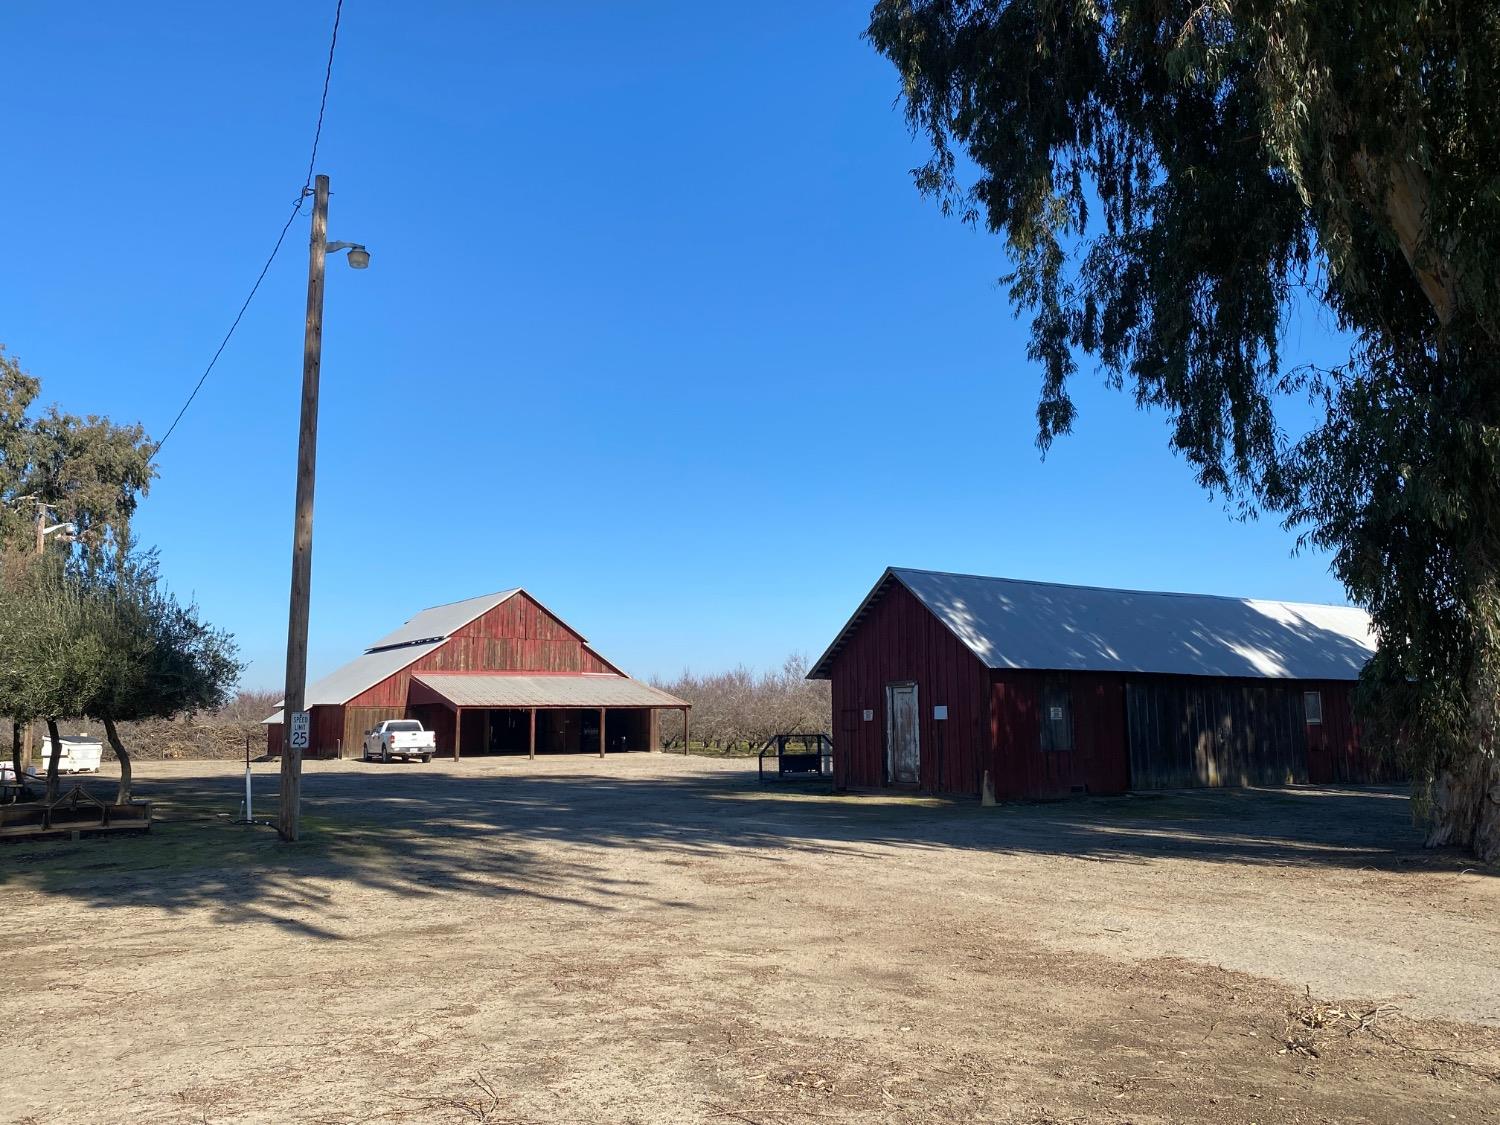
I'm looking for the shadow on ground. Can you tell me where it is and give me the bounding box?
[1,758,1485,938]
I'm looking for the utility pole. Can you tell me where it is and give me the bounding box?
[279,174,330,843]
[22,502,43,771]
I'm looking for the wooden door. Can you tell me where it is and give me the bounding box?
[885,682,920,785]
[1303,689,1332,783]
[1037,677,1084,796]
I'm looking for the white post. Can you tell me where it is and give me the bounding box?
[245,763,254,822]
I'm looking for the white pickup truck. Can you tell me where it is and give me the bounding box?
[362,719,436,763]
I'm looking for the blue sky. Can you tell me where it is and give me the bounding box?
[2,2,1354,691]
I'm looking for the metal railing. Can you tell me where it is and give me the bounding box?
[757,733,833,783]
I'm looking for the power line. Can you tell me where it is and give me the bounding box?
[149,0,345,460]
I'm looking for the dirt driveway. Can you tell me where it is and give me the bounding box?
[3,754,1497,1124]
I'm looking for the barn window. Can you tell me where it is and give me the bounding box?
[1040,680,1074,752]
[1304,691,1324,725]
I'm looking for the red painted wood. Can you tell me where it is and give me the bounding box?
[345,592,617,711]
[989,671,1129,798]
[334,592,625,752]
[265,705,345,759]
[1304,680,1397,783]
[826,579,990,793]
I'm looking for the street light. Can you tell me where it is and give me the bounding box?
[279,175,369,843]
[326,241,370,269]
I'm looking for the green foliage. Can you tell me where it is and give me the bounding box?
[70,550,243,725]
[0,549,243,801]
[0,345,156,558]
[868,1,1500,855]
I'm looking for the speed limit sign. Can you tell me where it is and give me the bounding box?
[289,711,311,754]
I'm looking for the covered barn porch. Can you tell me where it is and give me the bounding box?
[407,672,690,760]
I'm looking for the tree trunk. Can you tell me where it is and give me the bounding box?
[1426,756,1500,864]
[102,716,132,805]
[9,721,23,801]
[44,717,63,803]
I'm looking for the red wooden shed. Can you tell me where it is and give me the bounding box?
[808,568,1393,798]
[263,588,689,760]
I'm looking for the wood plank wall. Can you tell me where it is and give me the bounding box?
[828,579,990,793]
[1304,680,1403,783]
[1125,677,1309,788]
[265,706,346,759]
[336,592,619,752]
[990,671,1129,798]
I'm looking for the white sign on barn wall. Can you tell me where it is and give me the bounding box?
[289,711,311,753]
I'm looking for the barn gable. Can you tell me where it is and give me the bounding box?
[343,590,622,710]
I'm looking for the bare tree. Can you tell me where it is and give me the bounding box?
[653,654,831,751]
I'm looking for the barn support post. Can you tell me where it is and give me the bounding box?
[598,708,606,758]
[682,707,691,755]
[454,707,463,761]
[528,708,536,760]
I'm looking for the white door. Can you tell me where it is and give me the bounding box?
[885,682,920,785]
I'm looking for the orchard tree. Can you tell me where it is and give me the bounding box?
[867,1,1500,859]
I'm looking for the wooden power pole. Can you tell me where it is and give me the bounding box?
[279,174,330,843]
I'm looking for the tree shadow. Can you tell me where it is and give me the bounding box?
[900,569,1376,679]
[1,761,1485,941]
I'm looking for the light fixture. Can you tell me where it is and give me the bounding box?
[326,241,371,269]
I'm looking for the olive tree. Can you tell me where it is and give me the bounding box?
[0,551,241,803]
[71,552,242,804]
[867,0,1500,859]
[2,345,156,774]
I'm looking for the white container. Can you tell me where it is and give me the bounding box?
[47,737,104,774]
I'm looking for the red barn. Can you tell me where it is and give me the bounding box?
[808,568,1392,798]
[264,588,689,759]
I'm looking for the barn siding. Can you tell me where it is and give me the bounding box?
[828,581,990,792]
[1303,680,1401,784]
[337,591,618,750]
[819,574,1386,798]
[1125,677,1309,789]
[989,671,1129,798]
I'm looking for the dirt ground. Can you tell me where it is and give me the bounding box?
[3,755,1497,1124]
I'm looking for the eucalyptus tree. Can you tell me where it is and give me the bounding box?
[867,1,1500,858]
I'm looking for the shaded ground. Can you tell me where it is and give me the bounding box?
[2,755,1496,1124]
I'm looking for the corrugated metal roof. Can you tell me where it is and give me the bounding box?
[365,589,521,651]
[262,589,527,724]
[809,568,1376,682]
[263,641,447,724]
[412,673,688,709]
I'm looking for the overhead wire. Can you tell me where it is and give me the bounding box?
[148,0,344,460]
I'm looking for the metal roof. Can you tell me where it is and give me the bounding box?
[263,642,447,724]
[809,568,1376,682]
[412,673,689,709]
[365,589,521,650]
[262,589,524,724]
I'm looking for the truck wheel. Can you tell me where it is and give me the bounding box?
[422,754,432,763]
[382,745,390,763]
